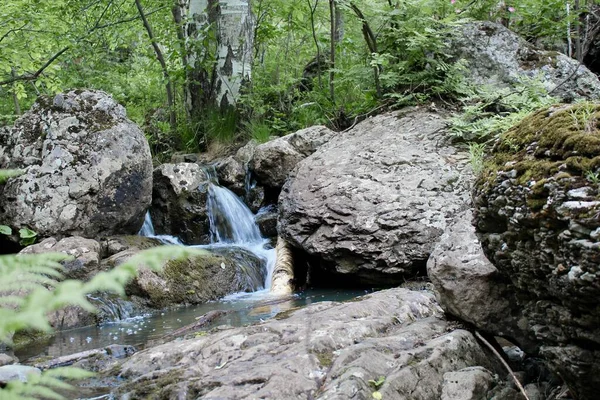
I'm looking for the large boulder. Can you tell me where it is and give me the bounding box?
[449,21,600,102]
[150,163,213,245]
[279,110,472,285]
[123,247,266,308]
[112,288,504,399]
[250,125,334,189]
[427,211,537,351]
[473,103,600,399]
[0,90,152,238]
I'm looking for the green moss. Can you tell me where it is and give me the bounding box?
[478,103,600,192]
[313,350,334,368]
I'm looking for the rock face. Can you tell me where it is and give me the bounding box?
[125,248,265,308]
[279,110,472,284]
[427,211,536,351]
[473,103,600,399]
[449,22,600,102]
[250,125,334,189]
[0,90,152,238]
[20,236,102,280]
[113,288,503,399]
[151,163,212,245]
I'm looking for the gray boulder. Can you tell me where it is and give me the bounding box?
[279,110,472,285]
[473,103,600,399]
[20,236,102,280]
[150,163,212,245]
[214,155,246,195]
[0,90,152,238]
[0,365,41,384]
[250,125,334,189]
[441,367,496,400]
[427,211,536,350]
[449,21,600,102]
[112,288,503,399]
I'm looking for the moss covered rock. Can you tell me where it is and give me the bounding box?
[473,103,600,399]
[125,247,265,308]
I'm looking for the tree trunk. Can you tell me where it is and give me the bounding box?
[175,0,254,115]
[135,0,177,135]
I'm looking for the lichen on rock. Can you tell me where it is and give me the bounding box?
[473,102,600,399]
[0,89,153,238]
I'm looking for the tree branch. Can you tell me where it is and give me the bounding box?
[0,22,28,44]
[135,0,177,135]
[0,47,70,86]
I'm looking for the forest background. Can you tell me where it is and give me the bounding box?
[2,0,599,159]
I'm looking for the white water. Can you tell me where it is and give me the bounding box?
[203,181,276,290]
[140,168,276,290]
[139,212,184,245]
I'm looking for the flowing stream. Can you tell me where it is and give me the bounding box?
[16,168,288,362]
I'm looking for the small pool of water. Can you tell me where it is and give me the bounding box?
[17,288,374,362]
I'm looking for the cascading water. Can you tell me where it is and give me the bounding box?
[139,211,183,245]
[139,166,276,291]
[203,169,276,291]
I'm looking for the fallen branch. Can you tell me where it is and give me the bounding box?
[474,330,530,400]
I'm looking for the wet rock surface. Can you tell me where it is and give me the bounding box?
[279,110,472,284]
[123,248,265,308]
[473,103,600,399]
[110,288,504,399]
[150,163,212,245]
[0,90,152,238]
[20,236,102,280]
[450,21,600,102]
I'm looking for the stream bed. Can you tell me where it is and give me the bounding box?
[17,288,374,363]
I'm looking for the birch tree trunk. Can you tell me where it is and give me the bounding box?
[175,0,253,115]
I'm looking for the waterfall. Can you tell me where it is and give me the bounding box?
[139,211,155,236]
[207,184,263,244]
[140,165,276,291]
[139,211,184,245]
[205,180,276,290]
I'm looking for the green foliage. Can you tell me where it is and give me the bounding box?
[18,228,37,246]
[0,245,206,399]
[368,376,385,389]
[0,225,11,236]
[468,142,487,175]
[1,0,597,152]
[244,119,272,144]
[0,170,23,184]
[450,80,557,143]
[586,169,600,185]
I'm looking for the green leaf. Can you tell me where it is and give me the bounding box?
[19,228,37,239]
[372,392,382,400]
[0,225,11,235]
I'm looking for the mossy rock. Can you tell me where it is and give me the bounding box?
[478,103,600,201]
[126,247,265,309]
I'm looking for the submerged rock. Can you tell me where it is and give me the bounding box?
[124,247,265,308]
[150,163,212,245]
[279,110,472,285]
[0,90,152,238]
[473,103,600,399]
[111,288,504,399]
[449,21,600,102]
